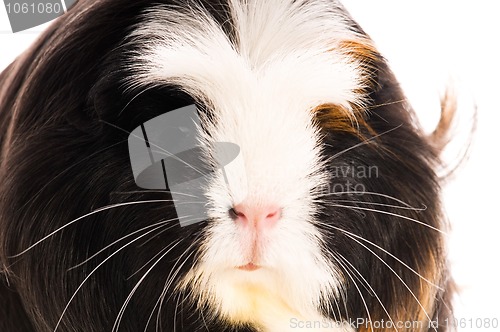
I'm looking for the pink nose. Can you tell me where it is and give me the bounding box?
[231,203,282,229]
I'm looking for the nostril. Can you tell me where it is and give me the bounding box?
[266,210,279,219]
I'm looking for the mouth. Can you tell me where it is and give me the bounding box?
[236,263,261,271]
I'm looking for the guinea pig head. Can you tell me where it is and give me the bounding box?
[0,1,454,331]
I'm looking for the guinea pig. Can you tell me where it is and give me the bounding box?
[0,0,455,331]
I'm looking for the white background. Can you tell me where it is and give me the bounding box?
[1,1,499,330]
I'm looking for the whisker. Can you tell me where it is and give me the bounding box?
[321,286,340,322]
[322,223,438,332]
[338,257,374,297]
[52,223,175,332]
[157,234,200,328]
[171,286,183,332]
[110,190,199,198]
[321,223,444,291]
[148,238,202,332]
[10,199,178,258]
[331,254,374,331]
[324,124,402,161]
[68,218,178,270]
[161,249,197,332]
[128,244,173,281]
[17,140,126,213]
[101,120,206,177]
[367,99,407,110]
[339,281,351,328]
[317,191,426,210]
[326,199,426,211]
[326,204,446,235]
[143,244,199,332]
[112,239,184,332]
[331,292,343,323]
[135,222,182,249]
[336,253,398,331]
[117,85,156,117]
[198,298,210,332]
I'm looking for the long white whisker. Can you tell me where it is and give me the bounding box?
[52,223,171,332]
[130,244,174,283]
[317,191,425,210]
[112,238,185,332]
[140,239,196,332]
[325,124,402,161]
[198,297,210,332]
[324,224,438,332]
[331,254,374,331]
[111,190,199,198]
[11,199,178,258]
[143,241,199,332]
[150,238,202,331]
[336,253,398,331]
[68,219,178,270]
[327,204,446,235]
[161,249,198,330]
[102,120,206,177]
[171,286,184,332]
[321,223,443,291]
[17,140,126,213]
[331,293,342,323]
[367,99,406,110]
[326,199,426,211]
[117,85,155,117]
